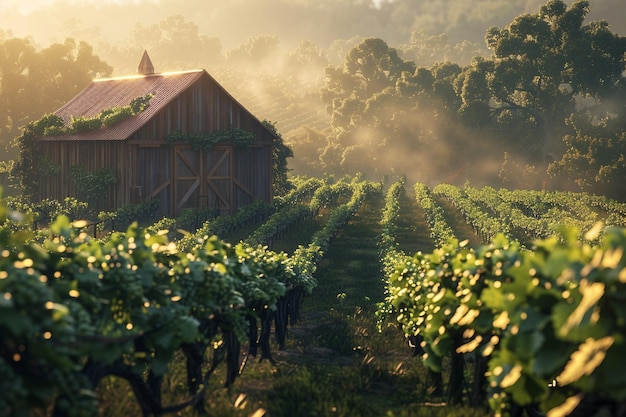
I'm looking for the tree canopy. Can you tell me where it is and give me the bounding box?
[459,0,626,139]
[1,0,625,199]
[0,36,111,160]
[316,0,626,197]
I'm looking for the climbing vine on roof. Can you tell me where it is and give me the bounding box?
[10,94,153,198]
[41,94,154,136]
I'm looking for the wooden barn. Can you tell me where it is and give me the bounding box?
[34,52,275,218]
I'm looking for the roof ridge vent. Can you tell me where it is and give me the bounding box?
[138,50,155,75]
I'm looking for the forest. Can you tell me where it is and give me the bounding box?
[1,0,625,200]
[1,1,626,417]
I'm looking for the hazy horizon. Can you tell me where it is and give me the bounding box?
[3,0,624,55]
[1,0,624,195]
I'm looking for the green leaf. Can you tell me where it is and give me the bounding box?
[481,285,506,310]
[176,316,199,343]
[509,372,549,407]
[532,337,573,376]
[0,309,31,337]
[514,330,545,358]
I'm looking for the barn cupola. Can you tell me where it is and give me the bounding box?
[138,50,155,75]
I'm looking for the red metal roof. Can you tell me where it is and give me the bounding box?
[41,70,205,141]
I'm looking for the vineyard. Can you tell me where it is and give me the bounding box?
[2,176,626,417]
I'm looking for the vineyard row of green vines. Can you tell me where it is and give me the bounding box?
[2,177,626,417]
[378,179,626,417]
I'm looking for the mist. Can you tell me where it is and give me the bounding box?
[4,0,625,49]
[2,0,625,193]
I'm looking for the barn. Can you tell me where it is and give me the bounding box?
[33,51,275,218]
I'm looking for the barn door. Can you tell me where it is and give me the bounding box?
[173,145,232,216]
[203,146,232,214]
[133,145,172,220]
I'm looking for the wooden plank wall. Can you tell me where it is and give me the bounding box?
[38,141,130,212]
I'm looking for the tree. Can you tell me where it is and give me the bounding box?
[226,35,280,68]
[0,37,36,150]
[130,15,223,69]
[457,0,625,152]
[285,40,328,80]
[398,30,486,68]
[0,37,112,161]
[449,0,626,192]
[322,38,413,116]
[454,57,492,128]
[319,38,415,174]
[284,126,326,176]
[314,0,626,191]
[548,110,626,200]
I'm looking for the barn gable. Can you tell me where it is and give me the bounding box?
[36,56,275,218]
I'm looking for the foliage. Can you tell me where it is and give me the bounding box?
[130,15,223,67]
[5,174,626,415]
[70,114,103,133]
[10,121,47,198]
[97,198,161,231]
[167,120,292,198]
[380,220,626,417]
[227,35,280,66]
[0,162,14,193]
[244,176,338,248]
[314,0,626,198]
[176,200,273,252]
[319,38,420,174]
[0,196,310,416]
[10,94,152,199]
[548,111,626,200]
[0,175,381,416]
[263,119,294,196]
[454,0,626,175]
[167,128,255,150]
[414,182,456,247]
[69,165,117,207]
[377,177,410,280]
[0,37,112,161]
[59,93,153,135]
[33,197,90,223]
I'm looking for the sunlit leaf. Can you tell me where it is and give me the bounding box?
[71,220,88,229]
[500,364,523,388]
[546,394,582,417]
[559,281,605,336]
[493,311,510,329]
[456,335,483,353]
[249,408,266,417]
[557,336,614,385]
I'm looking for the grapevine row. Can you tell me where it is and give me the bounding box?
[244,177,342,247]
[0,176,376,417]
[464,186,599,244]
[378,221,626,416]
[0,203,307,416]
[433,183,510,243]
[413,182,456,247]
[378,177,409,278]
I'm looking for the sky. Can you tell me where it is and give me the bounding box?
[1,0,157,14]
[1,0,624,63]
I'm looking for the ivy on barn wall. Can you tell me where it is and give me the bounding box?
[11,95,153,199]
[166,128,256,150]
